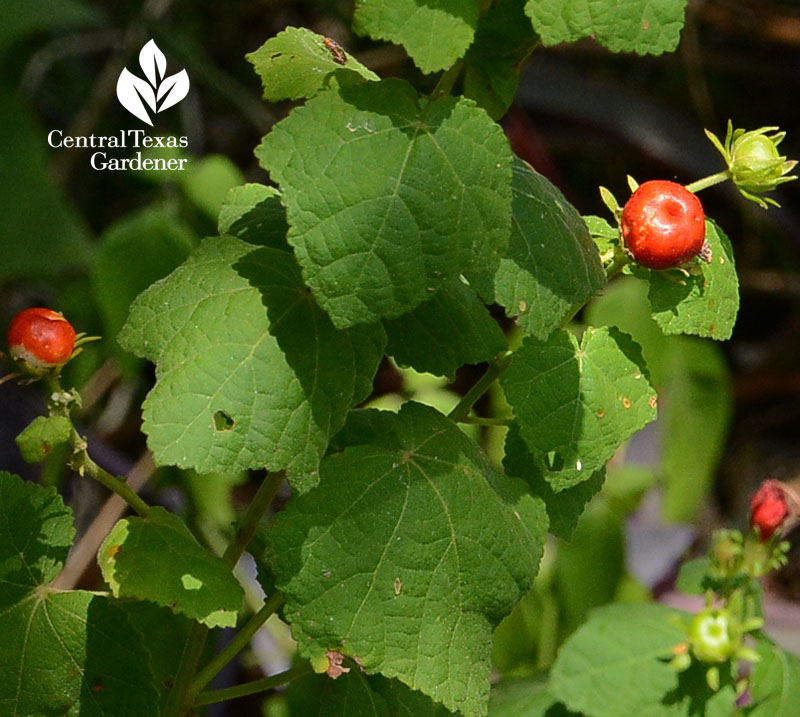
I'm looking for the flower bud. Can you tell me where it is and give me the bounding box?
[705,122,797,207]
[750,479,790,540]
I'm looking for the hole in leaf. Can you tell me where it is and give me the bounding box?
[213,410,235,431]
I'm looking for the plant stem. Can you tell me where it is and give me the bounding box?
[428,60,464,102]
[222,471,284,566]
[162,623,209,717]
[448,352,512,424]
[460,415,512,426]
[44,374,150,516]
[82,454,150,517]
[685,169,731,193]
[164,471,284,716]
[193,663,313,707]
[188,591,285,699]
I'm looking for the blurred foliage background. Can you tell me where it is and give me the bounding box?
[2,0,800,710]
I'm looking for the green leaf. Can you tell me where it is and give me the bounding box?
[492,158,605,338]
[15,415,72,463]
[269,402,548,716]
[747,637,800,717]
[0,471,74,606]
[120,602,196,706]
[584,214,620,257]
[98,506,243,627]
[384,278,506,379]
[0,472,158,715]
[503,424,604,541]
[247,27,378,102]
[91,205,194,373]
[119,236,385,489]
[286,668,455,715]
[217,183,290,250]
[353,0,478,74]
[0,591,159,716]
[463,0,538,119]
[585,277,734,521]
[257,79,512,329]
[501,327,657,490]
[489,679,577,716]
[525,0,687,56]
[646,220,739,341]
[550,603,687,717]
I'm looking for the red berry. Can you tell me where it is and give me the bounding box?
[7,307,76,371]
[621,180,706,270]
[749,479,790,540]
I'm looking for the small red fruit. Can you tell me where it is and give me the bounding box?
[750,479,790,540]
[7,307,76,371]
[621,180,706,269]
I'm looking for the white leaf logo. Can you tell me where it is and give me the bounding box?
[116,39,190,125]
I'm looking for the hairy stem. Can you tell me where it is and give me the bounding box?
[448,351,512,424]
[45,374,150,517]
[222,471,284,566]
[164,472,284,715]
[193,663,313,707]
[685,169,731,193]
[188,592,285,699]
[162,623,209,717]
[428,59,464,102]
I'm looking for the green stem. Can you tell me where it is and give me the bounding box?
[45,374,150,517]
[82,454,150,517]
[222,471,284,566]
[164,472,284,716]
[428,60,464,102]
[193,663,313,707]
[188,592,285,699]
[448,352,512,424]
[685,169,732,193]
[460,415,512,426]
[163,623,209,717]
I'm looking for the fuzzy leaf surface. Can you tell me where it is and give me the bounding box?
[247,27,378,102]
[287,669,455,715]
[217,183,289,249]
[98,507,243,627]
[383,278,506,379]
[269,402,547,716]
[503,424,605,540]
[257,79,512,328]
[119,236,385,489]
[502,327,656,490]
[550,603,686,717]
[0,473,157,716]
[747,637,800,717]
[646,221,739,340]
[353,0,477,74]
[493,157,605,338]
[526,0,687,56]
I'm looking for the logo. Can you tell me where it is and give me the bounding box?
[116,39,190,126]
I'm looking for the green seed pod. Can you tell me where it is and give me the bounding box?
[688,607,741,663]
[705,121,797,207]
